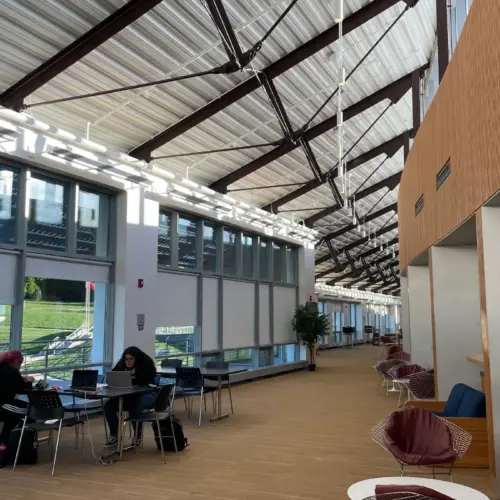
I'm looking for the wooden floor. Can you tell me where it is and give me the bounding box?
[0,346,495,499]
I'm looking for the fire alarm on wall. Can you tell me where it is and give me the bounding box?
[138,278,144,288]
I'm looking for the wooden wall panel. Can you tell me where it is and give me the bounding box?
[398,0,500,269]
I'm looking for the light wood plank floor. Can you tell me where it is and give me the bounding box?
[0,346,495,499]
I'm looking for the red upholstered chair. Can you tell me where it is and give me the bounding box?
[370,407,472,479]
[375,359,407,393]
[361,484,457,499]
[362,492,449,500]
[408,370,436,400]
[386,364,425,406]
[389,351,411,362]
[387,345,403,357]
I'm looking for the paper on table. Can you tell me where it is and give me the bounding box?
[44,419,58,425]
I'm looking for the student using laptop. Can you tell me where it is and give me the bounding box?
[0,351,34,450]
[103,346,156,447]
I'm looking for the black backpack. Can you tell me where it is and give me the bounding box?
[152,415,188,452]
[0,428,38,467]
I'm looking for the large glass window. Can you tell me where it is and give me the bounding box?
[241,233,254,278]
[223,348,253,367]
[158,211,171,266]
[155,325,198,367]
[203,222,217,272]
[350,304,356,328]
[0,304,12,352]
[334,311,344,332]
[0,166,19,245]
[27,174,69,252]
[259,239,269,280]
[274,343,296,365]
[273,243,282,282]
[285,246,297,284]
[77,188,110,257]
[223,228,237,275]
[178,215,197,269]
[21,278,107,379]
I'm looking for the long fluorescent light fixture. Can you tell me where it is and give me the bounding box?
[315,283,401,305]
[0,110,318,246]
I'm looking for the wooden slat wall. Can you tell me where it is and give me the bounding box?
[398,0,500,270]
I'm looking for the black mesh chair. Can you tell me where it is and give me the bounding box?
[122,385,177,463]
[205,361,234,414]
[161,359,183,368]
[14,391,84,475]
[175,367,215,426]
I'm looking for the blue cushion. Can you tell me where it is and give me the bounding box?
[456,386,486,418]
[443,384,468,417]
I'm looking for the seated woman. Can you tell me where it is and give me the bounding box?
[0,351,33,449]
[104,346,157,447]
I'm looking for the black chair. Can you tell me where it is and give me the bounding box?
[122,385,177,463]
[204,361,234,414]
[174,367,215,426]
[14,391,84,475]
[161,359,183,368]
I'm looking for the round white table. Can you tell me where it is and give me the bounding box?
[347,477,489,500]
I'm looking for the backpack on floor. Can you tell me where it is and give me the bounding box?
[152,415,188,452]
[0,428,38,467]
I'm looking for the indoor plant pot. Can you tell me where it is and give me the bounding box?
[292,304,329,372]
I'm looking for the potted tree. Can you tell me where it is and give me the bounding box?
[292,304,329,371]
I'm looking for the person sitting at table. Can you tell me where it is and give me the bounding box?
[103,346,157,447]
[0,351,34,449]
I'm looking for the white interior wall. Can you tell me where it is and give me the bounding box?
[113,188,159,361]
[478,206,500,482]
[407,265,433,368]
[431,245,483,398]
[400,276,411,352]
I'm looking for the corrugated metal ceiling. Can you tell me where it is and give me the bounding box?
[0,0,437,291]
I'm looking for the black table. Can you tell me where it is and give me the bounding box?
[60,385,154,460]
[157,367,247,421]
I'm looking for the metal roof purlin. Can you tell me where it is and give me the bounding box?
[0,0,164,110]
[128,0,402,160]
[262,132,406,213]
[209,67,422,193]
[304,171,402,226]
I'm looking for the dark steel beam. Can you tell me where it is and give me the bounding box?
[315,221,398,266]
[436,0,449,82]
[305,171,401,227]
[128,0,401,159]
[316,236,398,279]
[325,240,343,270]
[403,130,411,163]
[263,133,405,213]
[0,0,163,110]
[205,0,243,62]
[210,69,418,193]
[319,202,397,243]
[325,251,399,285]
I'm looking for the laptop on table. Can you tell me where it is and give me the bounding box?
[70,369,99,391]
[105,371,133,389]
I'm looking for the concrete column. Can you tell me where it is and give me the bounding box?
[298,244,315,304]
[477,206,500,480]
[113,187,159,361]
[400,276,411,353]
[431,246,482,398]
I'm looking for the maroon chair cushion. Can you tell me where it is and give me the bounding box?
[387,345,403,356]
[394,364,424,378]
[382,408,457,466]
[375,484,456,500]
